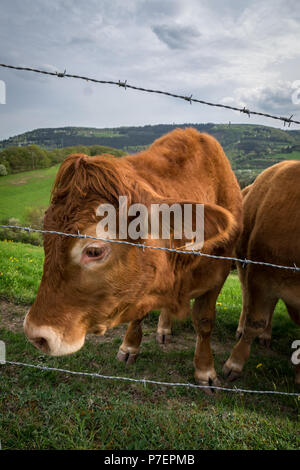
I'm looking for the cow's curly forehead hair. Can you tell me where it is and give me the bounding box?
[51,153,134,209]
[42,153,135,283]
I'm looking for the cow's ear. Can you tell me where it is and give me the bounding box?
[200,203,237,251]
[147,200,237,252]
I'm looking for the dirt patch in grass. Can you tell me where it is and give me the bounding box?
[0,300,233,355]
[86,325,127,345]
[10,179,28,185]
[0,300,284,362]
[9,174,46,186]
[0,300,29,331]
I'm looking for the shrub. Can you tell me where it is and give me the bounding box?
[24,206,46,230]
[0,164,7,176]
[0,217,42,246]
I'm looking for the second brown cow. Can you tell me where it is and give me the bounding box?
[224,161,300,386]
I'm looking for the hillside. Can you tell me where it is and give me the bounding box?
[0,165,58,223]
[1,123,300,244]
[1,123,300,187]
[2,123,300,165]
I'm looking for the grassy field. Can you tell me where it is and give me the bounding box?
[1,153,300,227]
[271,151,300,161]
[0,241,43,303]
[0,165,59,223]
[0,240,299,450]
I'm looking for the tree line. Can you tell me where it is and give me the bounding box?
[0,144,125,175]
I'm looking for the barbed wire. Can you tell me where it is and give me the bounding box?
[0,63,299,127]
[4,361,299,397]
[1,224,300,273]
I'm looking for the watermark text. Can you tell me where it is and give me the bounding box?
[96,197,205,250]
[0,80,6,104]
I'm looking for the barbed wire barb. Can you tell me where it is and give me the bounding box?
[241,106,251,118]
[283,114,294,127]
[184,94,193,104]
[56,68,66,78]
[118,79,127,89]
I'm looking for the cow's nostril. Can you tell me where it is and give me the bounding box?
[32,337,50,353]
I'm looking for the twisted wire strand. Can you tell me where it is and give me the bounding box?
[1,224,299,273]
[4,361,299,397]
[0,63,298,126]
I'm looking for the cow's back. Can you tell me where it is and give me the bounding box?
[237,160,300,268]
[126,127,242,222]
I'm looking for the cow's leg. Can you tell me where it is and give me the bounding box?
[223,276,277,381]
[258,308,274,348]
[236,295,274,347]
[117,319,143,365]
[285,303,300,325]
[235,263,248,339]
[285,303,300,387]
[156,308,172,344]
[235,295,248,339]
[236,264,275,347]
[192,288,221,395]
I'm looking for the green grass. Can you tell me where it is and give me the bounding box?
[271,151,300,161]
[0,240,299,449]
[0,165,58,223]
[0,241,43,303]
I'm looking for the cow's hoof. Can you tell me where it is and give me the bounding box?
[258,336,271,348]
[156,333,172,344]
[222,362,242,382]
[117,348,139,365]
[195,376,221,396]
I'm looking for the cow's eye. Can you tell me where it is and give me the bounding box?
[80,243,110,265]
[85,246,103,258]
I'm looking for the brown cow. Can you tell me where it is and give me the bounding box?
[24,128,242,393]
[223,161,300,386]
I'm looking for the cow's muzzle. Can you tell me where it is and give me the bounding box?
[23,313,85,356]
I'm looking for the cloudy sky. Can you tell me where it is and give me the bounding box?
[0,0,300,140]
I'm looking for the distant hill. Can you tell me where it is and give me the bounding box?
[0,124,215,151]
[1,123,300,187]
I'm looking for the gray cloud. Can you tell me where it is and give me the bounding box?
[0,0,300,140]
[68,37,96,46]
[222,81,300,116]
[152,23,201,49]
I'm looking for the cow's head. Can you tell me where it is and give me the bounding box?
[24,153,237,356]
